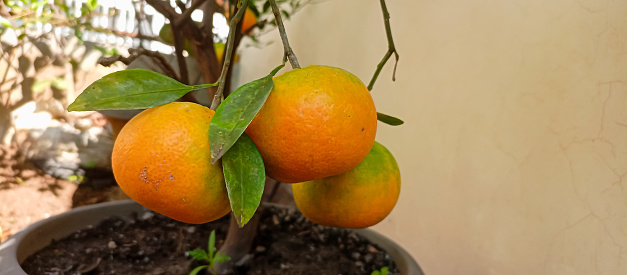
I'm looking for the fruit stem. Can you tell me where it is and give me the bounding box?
[367,0,399,91]
[269,0,300,69]
[210,0,250,110]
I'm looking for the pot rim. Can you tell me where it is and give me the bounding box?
[0,200,424,275]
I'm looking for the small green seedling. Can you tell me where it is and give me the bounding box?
[371,266,389,275]
[187,230,231,275]
[68,174,85,184]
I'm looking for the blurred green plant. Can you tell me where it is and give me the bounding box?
[67,174,85,183]
[187,230,231,275]
[371,266,389,275]
[1,0,101,40]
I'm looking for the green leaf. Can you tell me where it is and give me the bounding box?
[0,18,11,28]
[74,27,83,41]
[188,249,209,261]
[248,1,260,17]
[68,69,216,111]
[58,3,70,14]
[371,266,388,275]
[213,252,231,264]
[189,265,208,275]
[377,112,404,126]
[262,0,270,13]
[51,77,68,90]
[86,0,98,10]
[32,79,53,94]
[222,133,265,227]
[208,230,216,261]
[208,64,284,163]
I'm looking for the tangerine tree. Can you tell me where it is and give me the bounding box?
[68,0,404,272]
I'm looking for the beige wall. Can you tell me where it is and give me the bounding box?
[235,0,627,274]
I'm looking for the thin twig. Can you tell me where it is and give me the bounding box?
[367,0,399,91]
[224,2,246,98]
[98,48,180,81]
[245,0,312,38]
[170,19,190,85]
[269,0,300,69]
[176,0,207,26]
[90,27,161,41]
[175,0,187,12]
[210,0,249,110]
[133,0,148,48]
[202,0,217,35]
[146,0,177,18]
[0,0,10,17]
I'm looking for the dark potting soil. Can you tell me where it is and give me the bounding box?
[21,205,399,275]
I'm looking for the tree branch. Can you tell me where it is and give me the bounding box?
[0,0,11,17]
[209,0,249,110]
[98,48,180,82]
[367,0,399,91]
[175,0,187,12]
[169,19,190,85]
[269,0,300,69]
[176,0,207,26]
[91,27,161,42]
[146,0,177,18]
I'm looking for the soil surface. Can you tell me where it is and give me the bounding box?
[3,144,401,274]
[0,144,128,242]
[21,205,399,275]
[0,144,77,241]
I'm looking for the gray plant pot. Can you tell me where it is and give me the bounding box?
[0,200,424,274]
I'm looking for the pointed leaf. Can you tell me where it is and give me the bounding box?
[208,230,216,260]
[222,133,265,227]
[189,265,208,275]
[262,0,270,13]
[213,252,231,264]
[188,249,209,261]
[68,69,216,111]
[209,64,284,163]
[377,112,404,126]
[32,79,53,94]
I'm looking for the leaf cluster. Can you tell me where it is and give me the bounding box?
[68,62,403,227]
[371,266,389,275]
[1,0,100,41]
[187,230,231,275]
[66,0,402,230]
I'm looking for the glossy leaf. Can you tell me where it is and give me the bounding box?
[377,112,404,126]
[67,69,216,111]
[209,64,284,163]
[222,133,265,228]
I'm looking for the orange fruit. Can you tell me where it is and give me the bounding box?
[225,7,258,34]
[292,141,401,228]
[245,65,377,183]
[112,102,231,224]
[214,42,239,64]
